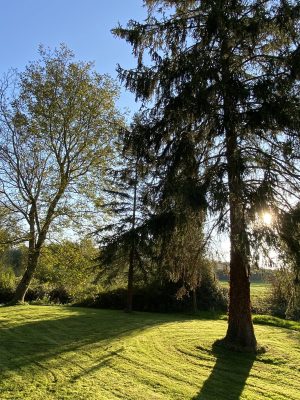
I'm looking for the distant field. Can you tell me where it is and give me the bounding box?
[219,281,271,308]
[250,282,272,301]
[0,306,300,399]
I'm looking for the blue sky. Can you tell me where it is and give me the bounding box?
[0,0,147,115]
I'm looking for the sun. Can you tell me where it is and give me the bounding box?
[261,211,273,226]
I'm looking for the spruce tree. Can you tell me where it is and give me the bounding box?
[114,0,300,350]
[96,120,149,312]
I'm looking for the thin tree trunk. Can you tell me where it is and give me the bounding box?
[11,206,38,303]
[225,211,257,349]
[125,158,138,312]
[11,203,48,304]
[126,248,134,312]
[13,212,37,302]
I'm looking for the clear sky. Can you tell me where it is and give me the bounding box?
[0,0,147,115]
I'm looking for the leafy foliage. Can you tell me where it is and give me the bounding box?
[0,45,122,301]
[36,239,99,300]
[269,203,300,320]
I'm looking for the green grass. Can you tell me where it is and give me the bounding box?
[249,282,272,299]
[0,306,300,400]
[253,314,300,331]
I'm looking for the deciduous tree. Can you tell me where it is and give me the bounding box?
[0,45,121,302]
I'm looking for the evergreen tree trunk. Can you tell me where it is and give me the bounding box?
[224,106,257,350]
[225,207,257,349]
[125,158,138,312]
[220,37,257,350]
[126,249,134,312]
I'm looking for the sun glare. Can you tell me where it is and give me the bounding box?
[262,211,273,226]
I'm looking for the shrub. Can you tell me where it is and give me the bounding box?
[0,268,17,303]
[268,268,300,320]
[78,279,228,313]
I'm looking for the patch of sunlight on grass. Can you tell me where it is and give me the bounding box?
[253,315,300,331]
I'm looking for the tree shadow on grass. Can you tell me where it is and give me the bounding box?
[0,307,220,379]
[193,342,256,400]
[0,307,232,398]
[0,307,173,373]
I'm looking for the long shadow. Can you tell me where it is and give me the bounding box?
[0,307,213,379]
[193,342,256,400]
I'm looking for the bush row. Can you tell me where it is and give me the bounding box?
[0,285,71,305]
[78,280,228,313]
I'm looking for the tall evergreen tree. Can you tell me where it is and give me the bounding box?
[113,0,300,350]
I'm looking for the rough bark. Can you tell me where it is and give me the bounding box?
[224,201,257,349]
[219,35,257,350]
[224,106,257,351]
[11,185,66,304]
[12,250,40,303]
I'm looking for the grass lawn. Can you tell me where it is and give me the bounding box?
[0,306,299,400]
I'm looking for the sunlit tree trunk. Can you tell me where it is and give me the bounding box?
[13,250,40,303]
[12,193,63,303]
[11,205,41,303]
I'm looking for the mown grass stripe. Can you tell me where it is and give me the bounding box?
[0,305,300,399]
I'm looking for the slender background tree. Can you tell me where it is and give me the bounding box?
[96,119,151,312]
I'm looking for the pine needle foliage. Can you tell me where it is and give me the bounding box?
[113,0,300,350]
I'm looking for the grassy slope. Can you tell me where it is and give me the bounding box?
[0,306,299,400]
